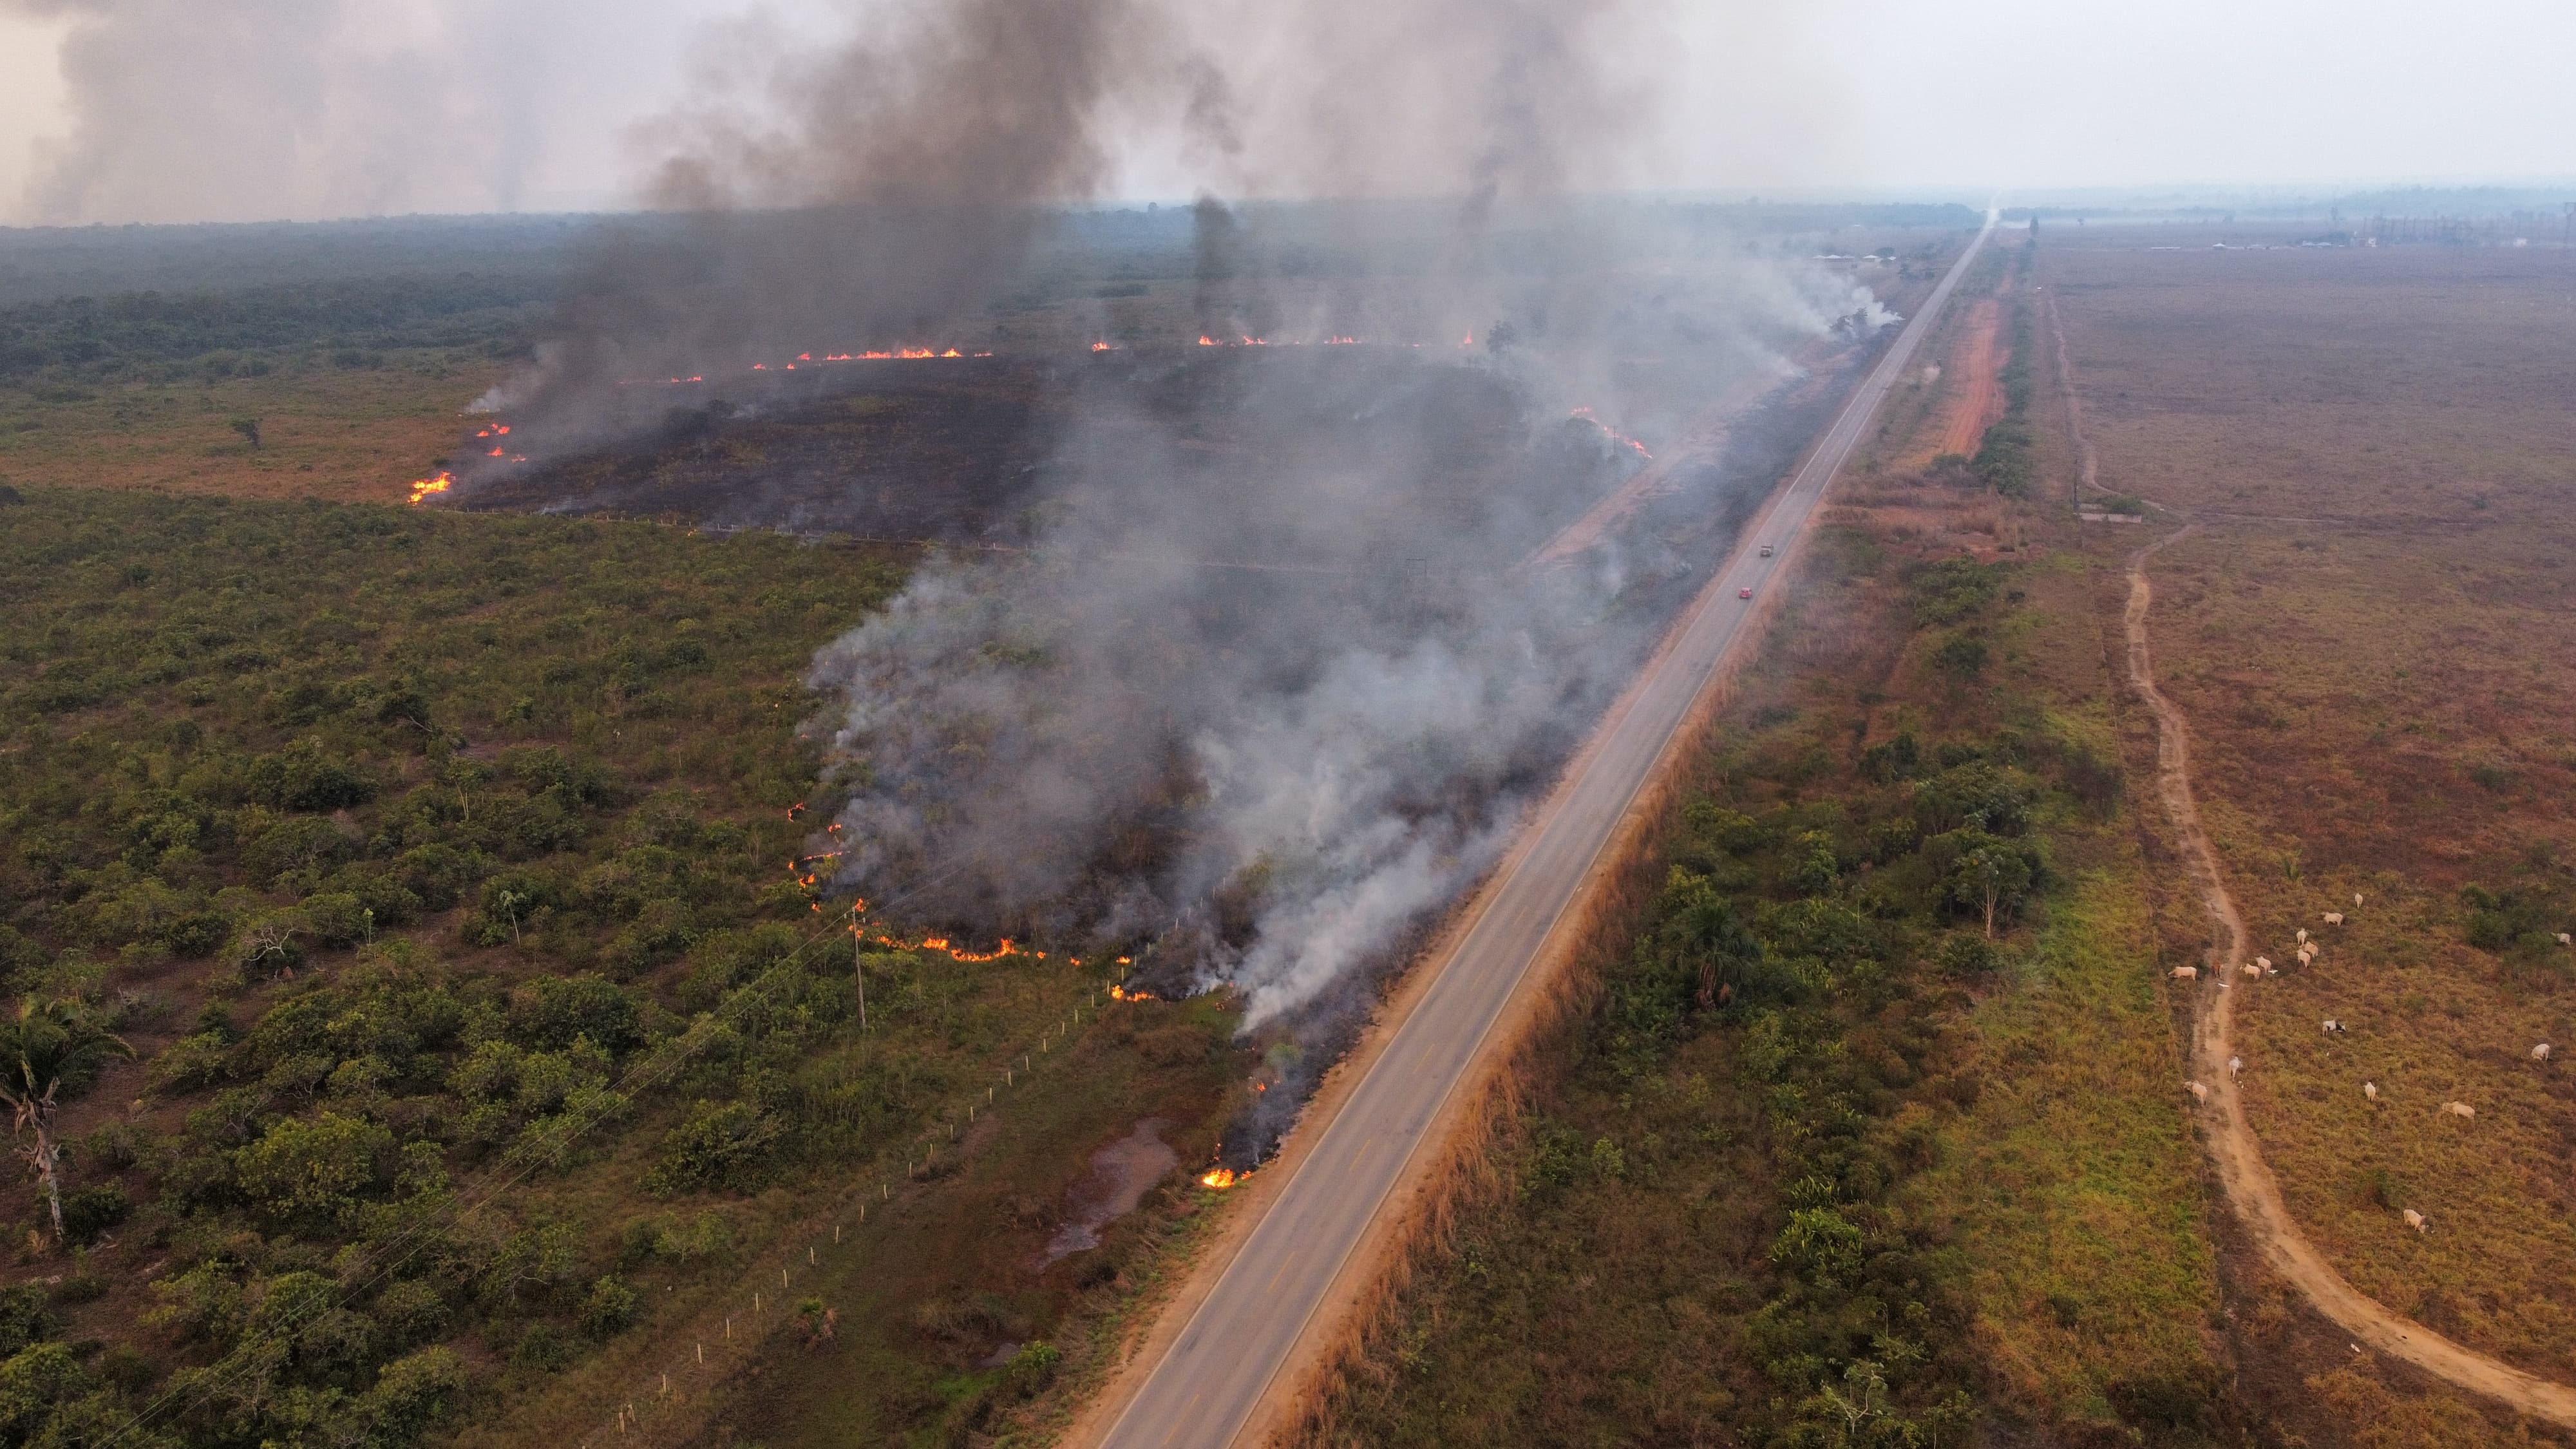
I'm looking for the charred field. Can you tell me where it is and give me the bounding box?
[456,339,1848,569]
[452,330,1892,1171]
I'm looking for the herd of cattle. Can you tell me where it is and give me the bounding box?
[2167,891,2576,1238]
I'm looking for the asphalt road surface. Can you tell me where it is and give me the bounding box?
[1098,211,2000,1449]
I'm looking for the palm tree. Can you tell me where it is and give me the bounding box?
[0,998,133,1244]
[1660,877,1763,1009]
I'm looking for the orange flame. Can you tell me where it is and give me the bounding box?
[1200,1168,1242,1189]
[407,471,453,506]
[1198,336,1218,346]
[1091,341,1113,352]
[1109,985,1158,1003]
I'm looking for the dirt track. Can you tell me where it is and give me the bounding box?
[1926,296,2003,460]
[2125,527,2576,1428]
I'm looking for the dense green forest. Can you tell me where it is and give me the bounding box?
[0,277,549,390]
[0,486,1200,1446]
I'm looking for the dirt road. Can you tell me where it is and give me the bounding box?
[2125,528,2576,1427]
[1924,296,2002,462]
[1083,213,2000,1449]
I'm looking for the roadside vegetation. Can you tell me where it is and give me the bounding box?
[0,484,1238,1447]
[1314,457,2227,1443]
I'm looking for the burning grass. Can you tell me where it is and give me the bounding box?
[0,363,508,506]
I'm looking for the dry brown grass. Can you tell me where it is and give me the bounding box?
[2049,225,2576,1385]
[0,363,497,504]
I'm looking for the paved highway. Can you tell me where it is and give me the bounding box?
[1097,211,2000,1449]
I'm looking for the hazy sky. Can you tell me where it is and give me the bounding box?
[1,0,2570,225]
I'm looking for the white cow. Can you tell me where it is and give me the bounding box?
[2186,1081,2210,1104]
[2229,1056,2244,1077]
[2559,933,2572,947]
[2354,892,2365,907]
[2535,1043,2553,1063]
[2242,962,2262,980]
[2364,1081,2379,1101]
[2171,965,2199,981]
[2324,912,2345,926]
[2442,1101,2476,1120]
[2256,955,2273,971]
[2322,1018,2346,1034]
[2403,1209,2427,1233]
[2297,928,2309,945]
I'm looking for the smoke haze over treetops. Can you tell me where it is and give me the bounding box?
[658,0,1886,1041]
[15,0,1893,1045]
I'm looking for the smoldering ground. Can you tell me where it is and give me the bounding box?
[800,236,1887,1160]
[428,0,1898,1157]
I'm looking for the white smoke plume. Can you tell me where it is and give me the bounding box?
[804,233,1884,1032]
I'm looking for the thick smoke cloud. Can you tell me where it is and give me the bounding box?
[806,251,1875,1042]
[2,0,667,223]
[552,0,1880,1050]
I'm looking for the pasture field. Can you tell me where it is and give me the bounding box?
[2043,225,2576,1434]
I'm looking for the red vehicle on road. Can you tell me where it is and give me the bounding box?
[1738,587,1753,599]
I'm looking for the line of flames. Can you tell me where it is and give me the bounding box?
[614,348,989,386]
[1569,406,1654,460]
[773,815,1226,1174]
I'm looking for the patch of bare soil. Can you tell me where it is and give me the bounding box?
[1046,1120,1182,1264]
[1920,296,2003,462]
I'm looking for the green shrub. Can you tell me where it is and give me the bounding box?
[1933,632,1989,678]
[299,891,375,947]
[0,1287,61,1357]
[249,741,376,812]
[1006,1340,1062,1395]
[359,1345,467,1441]
[234,1111,393,1225]
[578,1275,639,1340]
[647,1099,785,1197]
[58,1184,128,1245]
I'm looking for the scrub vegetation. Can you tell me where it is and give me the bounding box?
[0,485,1238,1447]
[1315,457,2226,1443]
